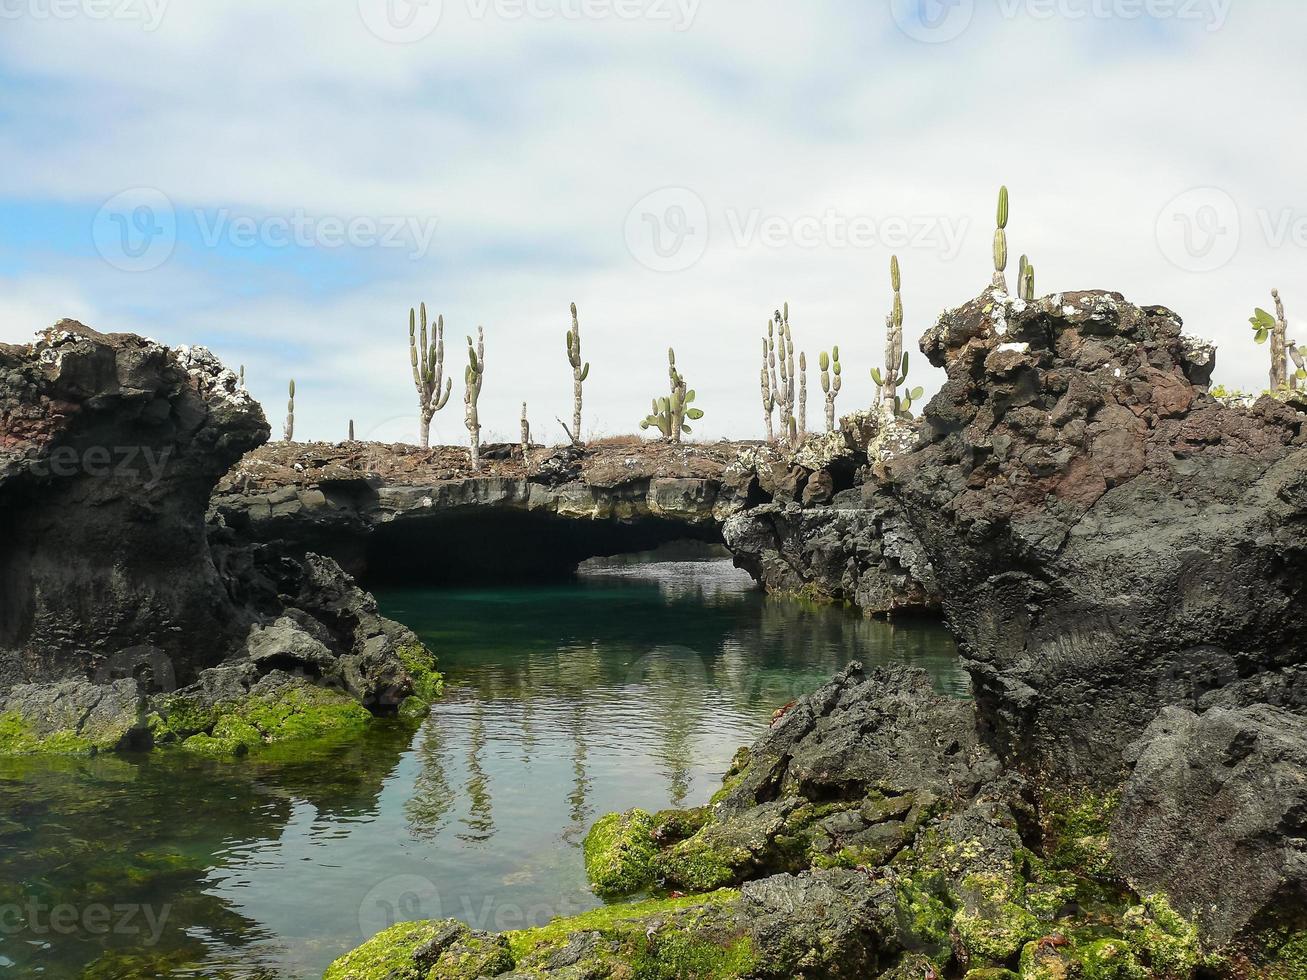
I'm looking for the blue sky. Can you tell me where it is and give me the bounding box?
[0,0,1300,443]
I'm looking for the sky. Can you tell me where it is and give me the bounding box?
[0,0,1301,445]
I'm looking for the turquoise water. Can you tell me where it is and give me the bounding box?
[0,551,964,979]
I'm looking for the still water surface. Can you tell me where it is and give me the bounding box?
[0,550,964,978]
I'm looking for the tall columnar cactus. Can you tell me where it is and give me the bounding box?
[1251,289,1303,392]
[870,256,925,417]
[993,185,1010,291]
[798,351,808,439]
[283,379,295,442]
[820,347,842,432]
[348,419,355,442]
[759,346,776,442]
[409,302,452,449]
[565,302,589,444]
[464,327,485,471]
[238,364,245,387]
[1018,254,1036,302]
[641,348,703,444]
[521,401,532,473]
[765,303,798,446]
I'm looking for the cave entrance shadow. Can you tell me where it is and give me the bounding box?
[359,508,724,587]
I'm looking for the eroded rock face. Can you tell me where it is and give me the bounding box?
[1112,704,1307,941]
[0,322,268,689]
[721,412,939,615]
[0,324,439,753]
[888,287,1307,783]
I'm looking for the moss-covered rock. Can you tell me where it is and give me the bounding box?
[583,808,657,897]
[1078,937,1146,979]
[324,920,464,980]
[1042,791,1120,879]
[0,712,96,755]
[1122,893,1204,976]
[396,642,443,705]
[159,684,371,758]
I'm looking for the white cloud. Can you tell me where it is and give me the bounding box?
[2,1,1306,440]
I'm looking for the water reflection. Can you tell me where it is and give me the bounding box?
[0,547,964,979]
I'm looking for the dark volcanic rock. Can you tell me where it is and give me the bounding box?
[0,322,268,688]
[721,413,939,615]
[0,323,438,748]
[1112,703,1307,941]
[888,287,1307,784]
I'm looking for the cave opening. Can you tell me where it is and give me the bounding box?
[359,508,725,587]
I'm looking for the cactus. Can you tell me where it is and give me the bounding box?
[464,327,485,471]
[348,419,355,442]
[870,256,925,418]
[798,351,808,439]
[1252,290,1303,391]
[283,379,295,442]
[521,402,532,473]
[238,364,245,387]
[1018,254,1035,301]
[820,346,842,432]
[640,348,703,443]
[565,302,589,445]
[409,302,452,449]
[993,185,1010,291]
[764,303,799,446]
[759,342,776,442]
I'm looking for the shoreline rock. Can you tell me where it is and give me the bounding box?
[0,323,441,756]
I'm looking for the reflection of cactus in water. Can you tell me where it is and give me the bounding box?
[458,703,494,844]
[567,701,591,834]
[405,723,453,839]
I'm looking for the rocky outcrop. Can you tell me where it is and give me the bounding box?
[335,655,1307,979]
[1112,703,1307,942]
[0,322,267,688]
[212,441,738,583]
[887,287,1307,784]
[719,415,939,615]
[0,323,440,754]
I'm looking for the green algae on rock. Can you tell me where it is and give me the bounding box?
[158,685,372,757]
[582,808,658,896]
[0,711,96,756]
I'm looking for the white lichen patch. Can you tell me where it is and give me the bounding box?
[997,343,1030,354]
